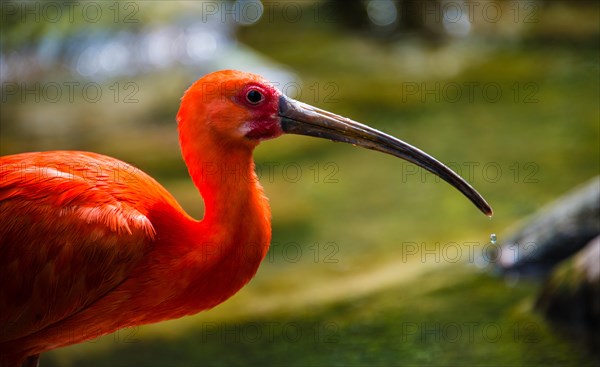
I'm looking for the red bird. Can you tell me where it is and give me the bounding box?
[0,70,492,366]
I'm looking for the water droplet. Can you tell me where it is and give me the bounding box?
[490,233,497,245]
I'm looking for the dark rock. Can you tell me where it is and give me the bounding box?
[535,237,600,354]
[494,176,600,278]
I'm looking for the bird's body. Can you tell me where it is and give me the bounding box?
[0,70,491,366]
[0,149,270,364]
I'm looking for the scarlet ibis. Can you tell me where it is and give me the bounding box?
[0,70,492,366]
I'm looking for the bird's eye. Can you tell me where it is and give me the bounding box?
[246,89,264,104]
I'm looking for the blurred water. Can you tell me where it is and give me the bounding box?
[1,1,296,86]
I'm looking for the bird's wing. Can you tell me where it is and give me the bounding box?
[0,152,157,343]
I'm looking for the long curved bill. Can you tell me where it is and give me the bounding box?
[278,95,493,216]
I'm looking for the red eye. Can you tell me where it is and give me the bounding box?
[246,89,264,104]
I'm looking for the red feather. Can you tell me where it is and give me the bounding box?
[0,71,274,365]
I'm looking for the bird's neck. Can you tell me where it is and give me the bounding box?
[185,142,268,227]
[178,136,272,310]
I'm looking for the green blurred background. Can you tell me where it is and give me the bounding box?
[1,0,598,366]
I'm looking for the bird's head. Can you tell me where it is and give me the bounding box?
[177,70,283,149]
[178,70,493,216]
